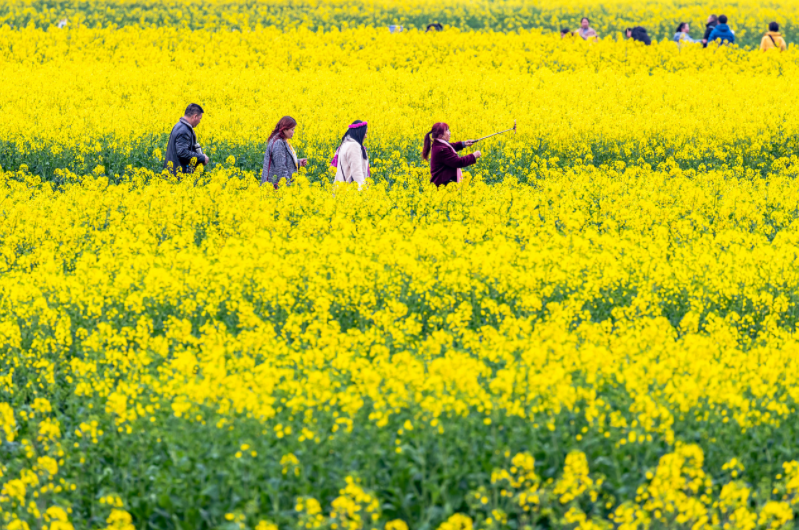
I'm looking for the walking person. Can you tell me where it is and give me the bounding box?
[701,15,718,47]
[423,122,481,187]
[761,22,787,51]
[707,15,735,45]
[674,22,697,43]
[333,120,370,188]
[577,17,598,40]
[164,103,209,175]
[261,116,307,188]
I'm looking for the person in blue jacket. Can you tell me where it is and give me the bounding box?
[707,15,735,45]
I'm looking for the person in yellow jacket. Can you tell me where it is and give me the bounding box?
[761,22,787,51]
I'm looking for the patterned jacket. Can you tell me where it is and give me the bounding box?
[261,138,298,186]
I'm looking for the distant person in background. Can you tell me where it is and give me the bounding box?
[702,15,718,47]
[423,122,481,187]
[577,17,598,40]
[707,15,735,45]
[626,27,651,45]
[761,22,787,51]
[426,23,443,32]
[261,116,307,188]
[333,121,370,187]
[560,28,574,38]
[164,103,208,175]
[674,22,697,43]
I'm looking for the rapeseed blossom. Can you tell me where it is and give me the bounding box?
[2,1,799,528]
[1,26,799,180]
[0,163,799,527]
[0,0,797,48]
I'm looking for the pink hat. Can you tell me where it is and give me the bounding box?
[348,121,368,129]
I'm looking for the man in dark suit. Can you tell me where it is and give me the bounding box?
[164,103,209,174]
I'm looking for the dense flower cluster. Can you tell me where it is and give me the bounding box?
[2,0,799,527]
[0,26,798,180]
[3,162,799,527]
[0,0,797,47]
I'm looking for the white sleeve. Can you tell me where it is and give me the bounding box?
[348,144,366,185]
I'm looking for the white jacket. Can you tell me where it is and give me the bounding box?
[334,137,369,186]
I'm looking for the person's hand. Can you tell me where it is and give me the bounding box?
[474,150,482,159]
[299,158,308,167]
[464,140,477,146]
[203,155,209,164]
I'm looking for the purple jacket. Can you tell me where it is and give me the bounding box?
[430,141,477,186]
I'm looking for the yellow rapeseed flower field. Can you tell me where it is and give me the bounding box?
[3,1,799,529]
[2,0,799,46]
[5,163,799,528]
[1,25,798,181]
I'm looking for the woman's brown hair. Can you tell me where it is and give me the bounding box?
[268,116,298,142]
[422,122,449,161]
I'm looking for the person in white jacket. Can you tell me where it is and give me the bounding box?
[334,121,370,187]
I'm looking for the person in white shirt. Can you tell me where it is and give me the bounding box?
[577,17,598,40]
[674,22,698,44]
[333,121,370,187]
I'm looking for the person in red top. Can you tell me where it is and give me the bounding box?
[423,122,481,186]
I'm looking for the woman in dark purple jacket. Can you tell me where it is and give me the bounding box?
[422,122,481,186]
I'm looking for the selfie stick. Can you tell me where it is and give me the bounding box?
[475,121,516,142]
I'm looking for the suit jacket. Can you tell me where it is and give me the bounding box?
[164,118,204,174]
[430,140,476,187]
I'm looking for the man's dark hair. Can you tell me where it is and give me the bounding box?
[769,21,779,32]
[560,28,571,34]
[185,103,204,117]
[581,17,590,23]
[718,15,728,24]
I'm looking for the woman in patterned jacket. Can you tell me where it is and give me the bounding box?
[261,116,307,188]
